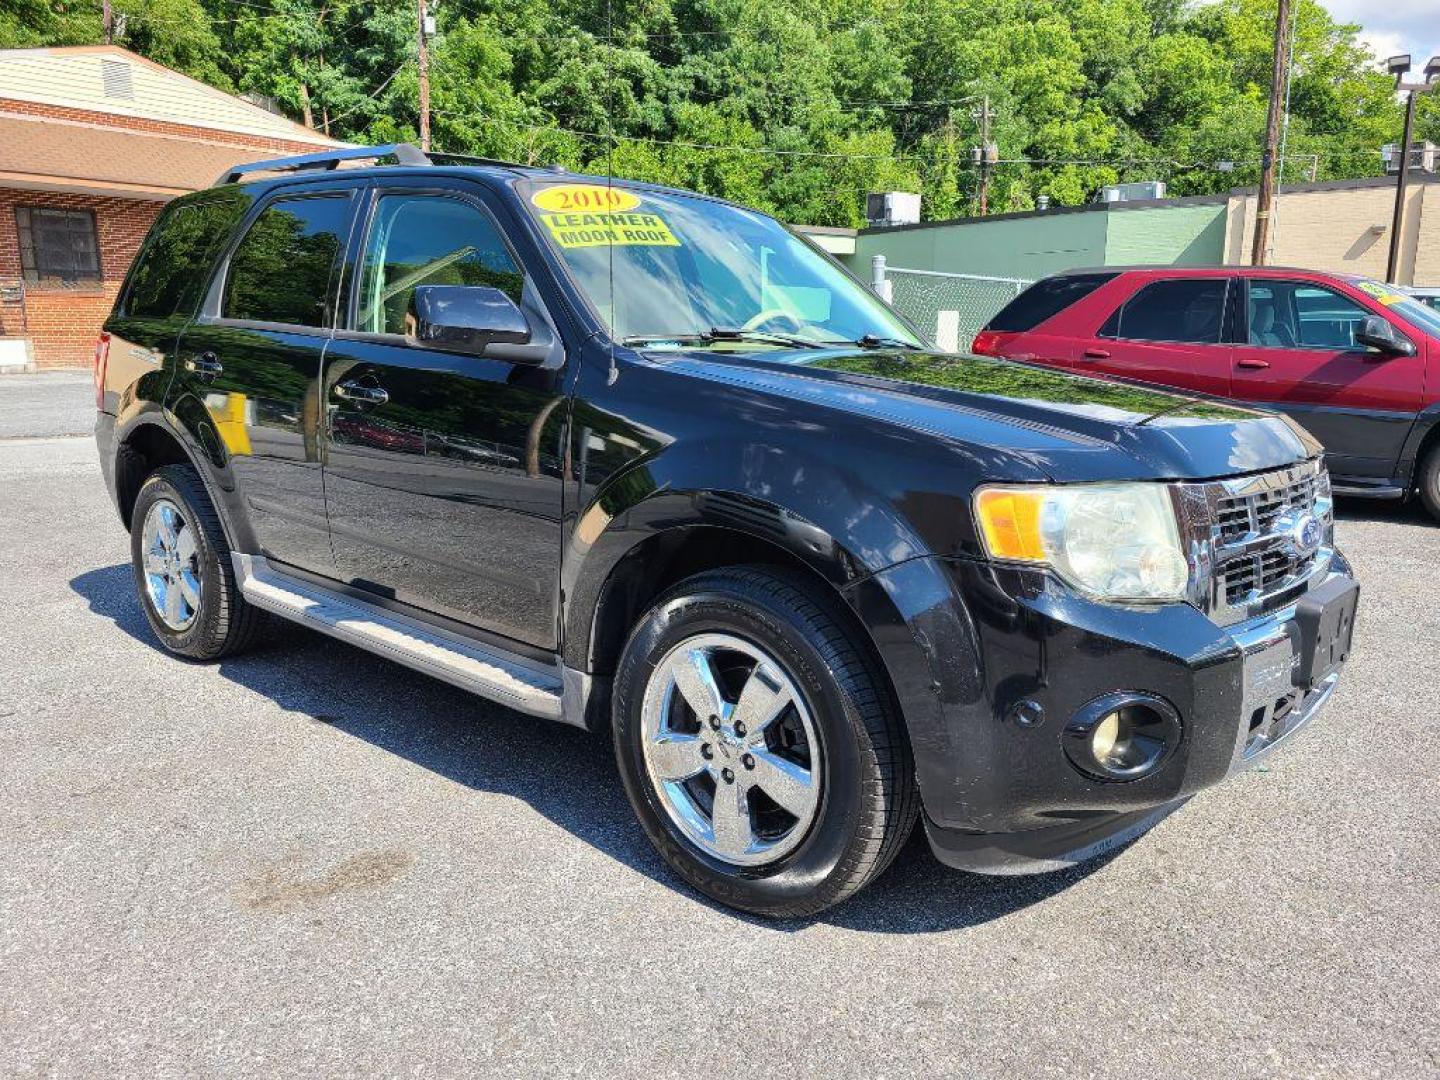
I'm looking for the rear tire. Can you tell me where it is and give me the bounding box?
[612,565,918,918]
[1418,444,1440,522]
[130,464,262,660]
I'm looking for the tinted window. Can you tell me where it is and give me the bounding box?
[985,273,1116,332]
[355,194,524,335]
[123,193,247,318]
[223,195,350,326]
[1104,278,1226,344]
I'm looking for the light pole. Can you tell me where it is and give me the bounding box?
[1385,55,1440,284]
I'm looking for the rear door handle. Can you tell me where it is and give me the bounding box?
[1080,348,1110,360]
[1236,357,1271,370]
[184,352,223,381]
[333,379,389,405]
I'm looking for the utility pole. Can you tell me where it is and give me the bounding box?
[1387,89,1418,283]
[1251,0,1291,266]
[416,0,431,151]
[971,96,997,217]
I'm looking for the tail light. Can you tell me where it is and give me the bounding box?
[93,331,110,410]
[970,329,1013,356]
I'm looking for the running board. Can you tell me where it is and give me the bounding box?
[232,554,564,721]
[1331,484,1405,499]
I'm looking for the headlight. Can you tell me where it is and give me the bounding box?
[973,482,1190,602]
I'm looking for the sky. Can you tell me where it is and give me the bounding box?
[1319,0,1439,76]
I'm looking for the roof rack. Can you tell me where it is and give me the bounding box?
[215,142,552,186]
[216,143,429,186]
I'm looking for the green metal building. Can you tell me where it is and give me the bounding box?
[839,194,1229,279]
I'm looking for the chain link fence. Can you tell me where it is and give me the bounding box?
[869,257,1031,353]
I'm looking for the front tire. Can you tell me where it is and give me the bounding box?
[612,566,918,918]
[1418,444,1440,522]
[130,464,261,660]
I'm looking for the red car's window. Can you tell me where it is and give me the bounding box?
[1100,279,1227,345]
[984,272,1116,332]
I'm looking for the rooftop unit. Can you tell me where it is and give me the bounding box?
[865,191,922,228]
[1097,181,1167,203]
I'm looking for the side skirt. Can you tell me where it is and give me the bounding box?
[233,553,573,724]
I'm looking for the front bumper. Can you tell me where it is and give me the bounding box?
[849,550,1357,875]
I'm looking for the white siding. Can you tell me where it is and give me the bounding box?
[0,47,335,146]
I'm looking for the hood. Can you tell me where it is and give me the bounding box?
[665,348,1321,481]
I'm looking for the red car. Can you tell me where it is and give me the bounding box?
[973,267,1440,520]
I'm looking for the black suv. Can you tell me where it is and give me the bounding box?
[95,144,1359,917]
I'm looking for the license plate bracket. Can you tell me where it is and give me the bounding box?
[1293,577,1358,689]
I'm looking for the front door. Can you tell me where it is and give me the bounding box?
[1232,279,1425,479]
[172,184,357,575]
[320,181,568,649]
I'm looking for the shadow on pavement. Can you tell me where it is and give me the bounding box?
[1333,495,1433,526]
[72,561,1113,933]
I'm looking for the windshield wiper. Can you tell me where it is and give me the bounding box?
[621,333,712,347]
[706,327,831,349]
[622,328,831,350]
[852,334,919,350]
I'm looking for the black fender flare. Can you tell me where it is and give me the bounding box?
[111,397,258,553]
[1397,403,1440,484]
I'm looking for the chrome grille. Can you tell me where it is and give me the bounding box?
[1178,459,1333,625]
[1214,469,1318,542]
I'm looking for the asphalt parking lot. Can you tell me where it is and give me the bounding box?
[2,372,1437,1078]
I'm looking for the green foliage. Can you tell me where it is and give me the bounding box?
[27,0,1412,226]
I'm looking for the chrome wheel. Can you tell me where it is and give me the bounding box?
[140,498,201,631]
[640,633,822,867]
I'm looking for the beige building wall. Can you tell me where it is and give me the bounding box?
[1225,178,1437,285]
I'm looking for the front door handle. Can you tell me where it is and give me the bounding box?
[333,379,390,406]
[1080,348,1110,360]
[185,352,223,382]
[1236,357,1271,370]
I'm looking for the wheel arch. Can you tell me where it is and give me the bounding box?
[572,513,869,680]
[1398,403,1440,491]
[114,418,198,531]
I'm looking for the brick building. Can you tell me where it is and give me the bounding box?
[0,46,340,370]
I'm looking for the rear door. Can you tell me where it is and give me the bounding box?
[1077,275,1234,397]
[1232,278,1425,479]
[973,271,1118,367]
[320,177,569,649]
[172,182,358,575]
[103,191,249,411]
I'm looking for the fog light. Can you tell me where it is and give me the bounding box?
[1064,693,1181,781]
[1091,711,1122,764]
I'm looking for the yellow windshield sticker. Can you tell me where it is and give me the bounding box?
[1358,281,1406,305]
[539,210,681,249]
[531,184,641,214]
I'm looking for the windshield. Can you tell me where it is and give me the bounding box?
[1355,280,1440,338]
[519,180,921,349]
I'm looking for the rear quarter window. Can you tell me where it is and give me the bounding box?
[984,272,1117,332]
[121,190,248,319]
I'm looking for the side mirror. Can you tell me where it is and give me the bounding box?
[410,284,531,356]
[1355,314,1416,357]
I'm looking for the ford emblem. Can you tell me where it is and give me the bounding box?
[1278,509,1322,557]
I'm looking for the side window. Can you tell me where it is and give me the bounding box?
[355,194,524,336]
[1293,285,1371,349]
[1101,278,1227,344]
[123,192,248,318]
[985,272,1117,332]
[222,194,350,327]
[1248,282,1374,350]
